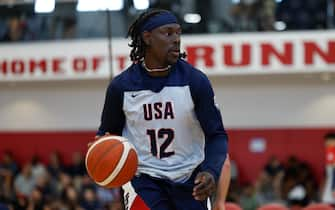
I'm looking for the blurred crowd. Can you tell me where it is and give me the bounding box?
[0,149,324,210]
[227,155,320,210]
[0,0,334,42]
[0,151,123,210]
[230,0,328,32]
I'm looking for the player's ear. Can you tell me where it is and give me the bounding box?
[142,31,151,46]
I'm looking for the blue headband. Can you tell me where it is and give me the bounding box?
[141,12,178,32]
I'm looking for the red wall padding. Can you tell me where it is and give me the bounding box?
[0,131,95,165]
[228,128,331,184]
[0,128,333,183]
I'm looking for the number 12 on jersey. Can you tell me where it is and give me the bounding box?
[146,128,175,159]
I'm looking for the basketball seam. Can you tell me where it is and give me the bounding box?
[85,135,127,168]
[96,142,131,186]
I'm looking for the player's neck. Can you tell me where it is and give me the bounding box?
[142,61,171,77]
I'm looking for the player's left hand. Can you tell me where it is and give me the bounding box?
[192,171,216,201]
[88,132,111,148]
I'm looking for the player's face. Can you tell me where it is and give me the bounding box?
[144,23,181,66]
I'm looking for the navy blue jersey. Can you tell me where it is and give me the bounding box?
[98,59,228,182]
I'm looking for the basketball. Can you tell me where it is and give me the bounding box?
[85,135,138,188]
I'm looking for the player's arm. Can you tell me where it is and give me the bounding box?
[191,71,228,200]
[90,80,125,146]
[213,155,231,210]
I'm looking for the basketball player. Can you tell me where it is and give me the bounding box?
[322,132,335,207]
[212,155,231,210]
[96,9,228,210]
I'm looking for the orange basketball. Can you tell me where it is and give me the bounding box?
[85,135,138,188]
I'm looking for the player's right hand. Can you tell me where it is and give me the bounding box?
[193,171,216,201]
[87,132,111,147]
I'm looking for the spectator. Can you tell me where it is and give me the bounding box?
[27,187,45,210]
[256,0,276,30]
[239,183,260,210]
[264,156,284,177]
[66,152,86,192]
[55,172,73,198]
[0,16,27,42]
[43,200,66,210]
[286,184,307,208]
[255,156,284,204]
[50,2,77,39]
[31,155,47,179]
[282,156,301,200]
[11,195,29,210]
[96,187,121,206]
[109,199,124,210]
[47,151,65,180]
[322,132,335,205]
[67,152,86,178]
[35,172,55,201]
[0,151,18,199]
[61,185,83,210]
[80,187,101,210]
[0,151,18,176]
[231,0,258,31]
[14,162,35,197]
[285,162,317,208]
[297,162,318,204]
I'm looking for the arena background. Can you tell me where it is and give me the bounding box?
[0,0,335,209]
